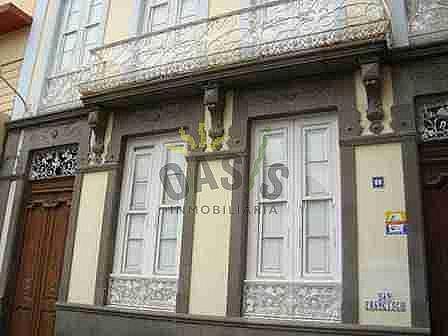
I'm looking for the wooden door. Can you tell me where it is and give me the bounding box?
[421,143,448,336]
[8,177,74,336]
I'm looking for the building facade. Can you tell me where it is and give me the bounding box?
[0,0,446,335]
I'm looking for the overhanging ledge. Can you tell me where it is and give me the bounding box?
[0,3,32,35]
[79,39,388,109]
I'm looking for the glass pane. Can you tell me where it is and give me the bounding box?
[70,0,81,12]
[263,132,286,164]
[160,208,179,239]
[262,203,286,238]
[179,0,196,19]
[261,238,282,273]
[262,165,287,200]
[125,239,143,273]
[60,51,74,72]
[66,10,81,31]
[158,239,177,272]
[306,200,330,237]
[128,215,145,239]
[63,32,77,52]
[163,174,185,203]
[151,3,169,30]
[306,237,329,274]
[305,128,328,163]
[88,2,103,24]
[85,24,100,45]
[166,145,185,170]
[306,162,329,195]
[134,153,151,181]
[131,182,147,209]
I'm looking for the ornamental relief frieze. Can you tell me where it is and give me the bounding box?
[408,0,448,36]
[243,282,342,322]
[108,276,177,311]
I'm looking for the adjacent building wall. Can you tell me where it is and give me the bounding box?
[68,172,109,305]
[0,26,30,154]
[356,143,411,327]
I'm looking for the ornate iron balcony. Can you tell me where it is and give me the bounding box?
[41,0,390,113]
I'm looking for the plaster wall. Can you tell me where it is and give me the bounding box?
[189,160,233,316]
[68,172,108,305]
[356,143,411,327]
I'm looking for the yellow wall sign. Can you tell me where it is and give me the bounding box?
[385,211,408,236]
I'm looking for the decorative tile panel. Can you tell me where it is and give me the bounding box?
[108,276,177,311]
[408,0,448,36]
[418,101,448,142]
[243,281,342,321]
[29,144,80,180]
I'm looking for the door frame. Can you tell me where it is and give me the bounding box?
[4,175,78,336]
[419,139,448,335]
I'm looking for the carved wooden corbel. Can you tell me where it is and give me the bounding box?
[361,63,385,135]
[88,108,109,165]
[204,83,225,150]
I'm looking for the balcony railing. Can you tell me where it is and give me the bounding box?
[40,0,390,113]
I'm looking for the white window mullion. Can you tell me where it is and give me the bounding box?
[154,142,185,275]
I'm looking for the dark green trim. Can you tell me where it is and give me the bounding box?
[55,303,430,336]
[226,153,249,317]
[401,138,430,328]
[6,108,90,131]
[176,159,198,314]
[79,163,121,174]
[340,145,359,324]
[340,133,417,147]
[59,173,84,302]
[94,167,122,305]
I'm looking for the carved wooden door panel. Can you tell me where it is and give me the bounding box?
[9,177,74,336]
[421,144,448,336]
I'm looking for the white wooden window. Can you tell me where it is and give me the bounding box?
[55,0,105,73]
[247,115,341,282]
[137,0,207,34]
[114,135,186,277]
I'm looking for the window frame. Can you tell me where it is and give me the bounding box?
[53,0,108,76]
[112,134,186,280]
[246,114,341,284]
[130,0,208,36]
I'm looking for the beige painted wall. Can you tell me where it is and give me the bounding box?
[103,0,134,44]
[209,0,241,17]
[68,172,108,305]
[356,143,411,327]
[189,160,232,316]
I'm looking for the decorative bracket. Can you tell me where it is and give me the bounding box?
[204,83,226,150]
[361,63,385,135]
[88,108,109,165]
